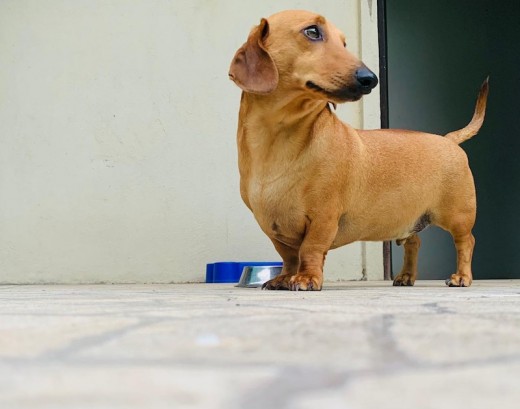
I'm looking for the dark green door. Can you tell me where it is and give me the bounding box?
[386,0,520,279]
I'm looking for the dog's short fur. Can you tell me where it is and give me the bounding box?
[229,10,488,290]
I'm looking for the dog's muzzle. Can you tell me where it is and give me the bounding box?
[306,65,379,102]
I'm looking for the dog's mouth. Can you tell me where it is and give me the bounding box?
[306,80,367,102]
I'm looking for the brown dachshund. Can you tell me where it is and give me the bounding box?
[229,10,488,290]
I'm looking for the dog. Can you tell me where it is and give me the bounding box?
[228,10,488,290]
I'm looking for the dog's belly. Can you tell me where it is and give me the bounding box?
[332,208,432,247]
[249,189,432,250]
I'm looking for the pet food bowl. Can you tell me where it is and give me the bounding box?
[236,265,283,288]
[206,261,282,283]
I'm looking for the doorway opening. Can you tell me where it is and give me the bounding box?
[379,0,520,279]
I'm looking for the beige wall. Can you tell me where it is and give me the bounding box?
[0,0,382,284]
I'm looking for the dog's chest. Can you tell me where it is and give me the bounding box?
[246,172,307,246]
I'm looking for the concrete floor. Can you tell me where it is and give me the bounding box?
[1,281,519,409]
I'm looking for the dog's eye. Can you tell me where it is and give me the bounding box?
[303,26,323,41]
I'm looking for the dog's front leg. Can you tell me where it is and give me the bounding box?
[289,217,338,291]
[262,239,300,290]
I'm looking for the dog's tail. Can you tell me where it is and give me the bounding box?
[445,77,489,145]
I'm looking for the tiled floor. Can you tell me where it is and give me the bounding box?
[1,281,519,409]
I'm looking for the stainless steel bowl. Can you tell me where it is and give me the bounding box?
[236,265,283,288]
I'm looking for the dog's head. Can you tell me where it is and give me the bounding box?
[229,10,378,103]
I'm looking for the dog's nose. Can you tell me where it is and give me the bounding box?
[356,67,378,93]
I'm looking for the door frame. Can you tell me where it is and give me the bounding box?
[377,0,393,280]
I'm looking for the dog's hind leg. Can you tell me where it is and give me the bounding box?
[393,234,421,286]
[437,206,476,287]
[445,229,475,287]
[437,182,476,287]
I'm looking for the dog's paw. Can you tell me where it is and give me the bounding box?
[262,274,293,290]
[445,273,472,287]
[262,273,322,291]
[393,272,415,286]
[288,273,322,291]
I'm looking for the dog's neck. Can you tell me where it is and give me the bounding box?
[239,91,332,146]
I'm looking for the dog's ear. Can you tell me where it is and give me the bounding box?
[229,18,278,94]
